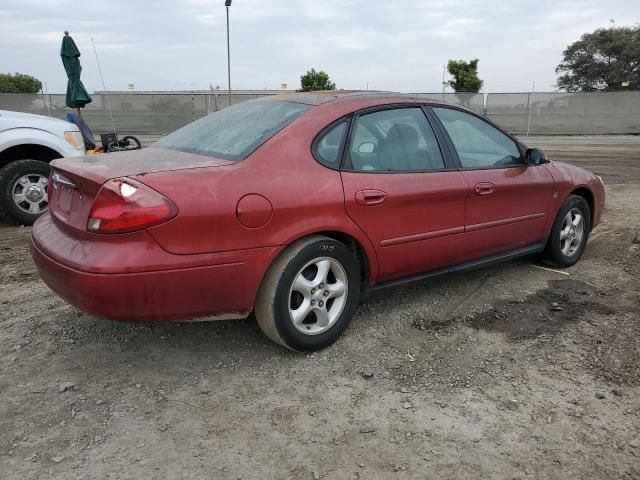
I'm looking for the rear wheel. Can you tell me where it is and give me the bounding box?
[0,159,51,225]
[255,236,361,351]
[542,194,591,267]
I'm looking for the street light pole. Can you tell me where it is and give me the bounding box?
[225,0,232,101]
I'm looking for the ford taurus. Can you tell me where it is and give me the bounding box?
[31,92,605,351]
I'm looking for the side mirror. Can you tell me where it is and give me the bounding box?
[358,142,376,154]
[525,148,547,166]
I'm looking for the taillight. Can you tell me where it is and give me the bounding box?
[87,178,177,233]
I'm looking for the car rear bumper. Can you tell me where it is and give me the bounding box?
[31,214,280,322]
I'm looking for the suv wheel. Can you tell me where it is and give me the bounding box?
[0,159,51,225]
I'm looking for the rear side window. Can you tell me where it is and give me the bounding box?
[432,107,522,168]
[154,100,310,161]
[314,121,347,167]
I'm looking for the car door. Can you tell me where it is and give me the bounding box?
[430,106,555,259]
[338,106,469,282]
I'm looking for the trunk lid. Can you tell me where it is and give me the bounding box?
[49,147,234,232]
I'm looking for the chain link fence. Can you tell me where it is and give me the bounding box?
[0,92,277,135]
[485,92,640,135]
[1,91,639,135]
[410,92,485,114]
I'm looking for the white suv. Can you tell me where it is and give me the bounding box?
[0,110,85,224]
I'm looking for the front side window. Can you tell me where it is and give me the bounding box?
[432,107,522,168]
[154,100,310,161]
[348,108,445,172]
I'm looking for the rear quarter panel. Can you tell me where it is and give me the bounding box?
[140,106,380,281]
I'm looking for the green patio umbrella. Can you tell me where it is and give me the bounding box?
[60,31,92,114]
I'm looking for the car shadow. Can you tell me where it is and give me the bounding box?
[43,249,608,398]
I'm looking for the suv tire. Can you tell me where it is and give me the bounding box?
[0,159,51,225]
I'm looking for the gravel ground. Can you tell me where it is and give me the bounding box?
[1,136,639,479]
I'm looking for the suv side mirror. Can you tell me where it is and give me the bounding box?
[525,148,547,166]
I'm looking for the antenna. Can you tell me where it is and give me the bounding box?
[90,37,117,135]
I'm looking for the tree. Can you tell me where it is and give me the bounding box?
[447,59,483,93]
[0,73,43,93]
[556,26,640,92]
[299,69,336,92]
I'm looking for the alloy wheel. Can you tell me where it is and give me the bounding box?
[288,257,348,335]
[560,207,584,257]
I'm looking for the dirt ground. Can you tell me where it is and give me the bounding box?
[1,136,639,480]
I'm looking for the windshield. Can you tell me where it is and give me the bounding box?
[153,100,311,161]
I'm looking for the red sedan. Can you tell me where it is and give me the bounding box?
[32,92,605,351]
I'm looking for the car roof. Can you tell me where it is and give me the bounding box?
[262,90,449,107]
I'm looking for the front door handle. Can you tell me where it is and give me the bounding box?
[355,189,387,206]
[474,182,495,195]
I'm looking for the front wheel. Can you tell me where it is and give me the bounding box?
[254,236,361,351]
[0,159,51,225]
[542,194,591,267]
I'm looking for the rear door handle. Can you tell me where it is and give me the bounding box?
[355,189,387,206]
[474,182,495,195]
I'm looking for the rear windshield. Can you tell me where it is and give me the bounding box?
[153,100,310,161]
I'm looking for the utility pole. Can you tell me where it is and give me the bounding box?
[526,81,536,137]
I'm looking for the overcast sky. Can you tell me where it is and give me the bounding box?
[1,0,638,93]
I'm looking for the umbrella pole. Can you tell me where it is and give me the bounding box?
[77,107,82,119]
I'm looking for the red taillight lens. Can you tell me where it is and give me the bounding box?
[87,178,177,233]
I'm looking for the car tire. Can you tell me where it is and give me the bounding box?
[542,194,591,267]
[121,136,142,150]
[255,235,361,351]
[0,159,51,225]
